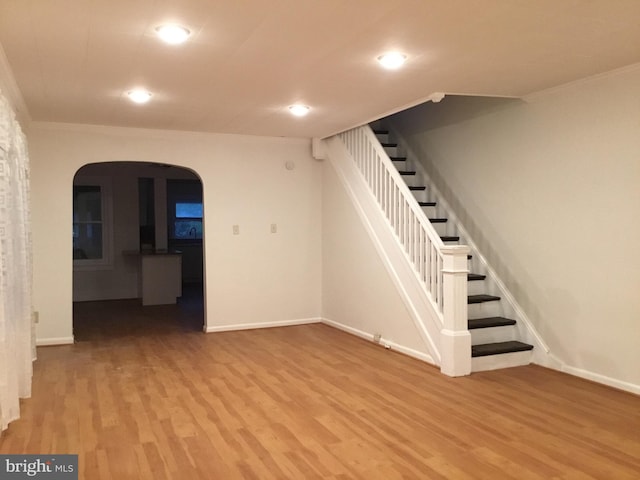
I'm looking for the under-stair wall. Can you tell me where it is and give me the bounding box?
[321,159,440,363]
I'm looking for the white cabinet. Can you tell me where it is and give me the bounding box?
[140,253,182,306]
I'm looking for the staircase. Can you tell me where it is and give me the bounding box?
[372,123,534,372]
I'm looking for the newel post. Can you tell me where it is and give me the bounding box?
[440,245,471,377]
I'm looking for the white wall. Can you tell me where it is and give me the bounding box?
[321,158,433,360]
[389,65,640,389]
[29,124,322,342]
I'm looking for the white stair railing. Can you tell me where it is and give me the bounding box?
[336,126,471,376]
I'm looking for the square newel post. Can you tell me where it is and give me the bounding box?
[440,245,471,377]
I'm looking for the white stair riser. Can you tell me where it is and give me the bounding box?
[472,350,532,372]
[375,133,390,143]
[468,301,505,318]
[430,222,451,237]
[470,325,516,345]
[383,146,399,156]
[467,280,488,296]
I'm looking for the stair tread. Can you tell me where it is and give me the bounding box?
[419,201,436,207]
[398,170,416,175]
[441,236,460,242]
[468,294,501,304]
[373,129,389,135]
[467,273,486,281]
[472,341,533,357]
[409,186,426,191]
[468,317,516,329]
[429,218,448,223]
[381,142,398,147]
[390,156,407,161]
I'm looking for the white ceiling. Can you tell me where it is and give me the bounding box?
[1,0,639,138]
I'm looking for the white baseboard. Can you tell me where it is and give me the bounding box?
[321,317,436,366]
[558,364,640,395]
[36,336,74,346]
[205,318,321,333]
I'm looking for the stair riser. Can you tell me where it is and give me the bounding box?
[430,222,452,237]
[392,159,408,169]
[375,133,391,144]
[468,301,505,318]
[467,281,489,296]
[470,325,516,346]
[420,205,437,216]
[471,350,532,372]
[383,145,399,156]
[401,175,424,188]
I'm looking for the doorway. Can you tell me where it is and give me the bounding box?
[72,161,205,340]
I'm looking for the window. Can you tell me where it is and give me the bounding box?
[73,176,112,268]
[173,202,203,239]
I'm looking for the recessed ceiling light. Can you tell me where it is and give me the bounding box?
[377,52,407,70]
[127,89,152,104]
[155,24,191,45]
[288,105,310,117]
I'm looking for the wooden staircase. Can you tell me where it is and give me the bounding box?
[372,126,534,371]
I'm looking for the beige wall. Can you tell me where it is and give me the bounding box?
[29,124,322,341]
[389,65,640,388]
[321,159,432,358]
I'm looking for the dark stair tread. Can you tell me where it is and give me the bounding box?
[468,317,516,329]
[419,201,436,207]
[429,218,448,223]
[468,294,501,304]
[472,341,533,357]
[381,142,398,147]
[467,273,486,281]
[409,186,426,191]
[440,236,460,242]
[373,129,389,135]
[390,156,407,162]
[398,170,416,175]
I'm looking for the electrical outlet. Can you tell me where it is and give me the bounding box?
[373,332,381,343]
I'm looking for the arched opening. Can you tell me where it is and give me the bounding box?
[72,161,205,340]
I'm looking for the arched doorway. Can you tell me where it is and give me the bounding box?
[72,161,205,340]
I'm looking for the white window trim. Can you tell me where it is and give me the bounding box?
[73,175,114,271]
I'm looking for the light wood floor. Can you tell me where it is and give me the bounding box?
[1,300,639,479]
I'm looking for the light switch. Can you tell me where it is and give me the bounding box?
[271,223,277,233]
[233,225,239,235]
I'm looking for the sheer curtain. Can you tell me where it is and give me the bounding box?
[0,87,33,432]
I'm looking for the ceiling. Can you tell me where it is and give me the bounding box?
[1,0,639,138]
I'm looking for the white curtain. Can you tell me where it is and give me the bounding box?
[0,87,33,432]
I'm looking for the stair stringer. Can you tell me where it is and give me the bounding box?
[323,135,447,367]
[385,123,556,369]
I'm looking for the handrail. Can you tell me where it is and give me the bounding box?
[338,125,448,314]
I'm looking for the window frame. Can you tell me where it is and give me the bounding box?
[73,175,114,270]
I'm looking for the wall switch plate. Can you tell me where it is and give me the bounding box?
[233,225,239,235]
[271,223,277,233]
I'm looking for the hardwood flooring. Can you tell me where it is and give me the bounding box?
[1,299,639,479]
